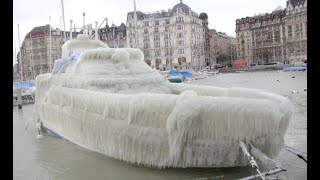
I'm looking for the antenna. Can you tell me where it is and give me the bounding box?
[83,12,86,29]
[60,0,66,42]
[95,21,98,40]
[133,0,138,48]
[70,20,73,40]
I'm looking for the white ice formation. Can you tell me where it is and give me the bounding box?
[34,34,294,168]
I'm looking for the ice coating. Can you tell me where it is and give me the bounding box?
[34,34,294,168]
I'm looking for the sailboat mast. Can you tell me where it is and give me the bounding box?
[17,24,23,81]
[61,0,66,42]
[133,0,138,48]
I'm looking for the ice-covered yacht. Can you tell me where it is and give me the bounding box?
[34,33,293,168]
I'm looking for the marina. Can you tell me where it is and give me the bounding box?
[13,0,307,179]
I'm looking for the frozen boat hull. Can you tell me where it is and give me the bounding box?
[36,84,291,168]
[34,35,293,168]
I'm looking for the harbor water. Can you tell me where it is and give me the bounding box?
[13,71,307,180]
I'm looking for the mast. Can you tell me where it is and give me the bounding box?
[133,0,138,48]
[60,0,66,42]
[70,19,73,40]
[95,21,98,40]
[49,16,52,73]
[83,12,86,29]
[17,24,23,81]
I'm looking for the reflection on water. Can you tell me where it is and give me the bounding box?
[13,71,307,180]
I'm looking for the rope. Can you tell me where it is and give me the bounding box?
[240,141,266,180]
[284,145,307,155]
[284,147,307,163]
[265,155,307,170]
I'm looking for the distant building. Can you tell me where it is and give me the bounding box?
[230,37,237,61]
[20,25,79,80]
[285,0,307,62]
[126,0,206,70]
[235,0,307,64]
[13,63,19,81]
[209,29,234,65]
[98,22,127,48]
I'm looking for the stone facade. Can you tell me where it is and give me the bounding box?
[126,1,206,70]
[209,29,235,65]
[285,0,307,62]
[20,25,79,80]
[98,23,127,48]
[235,0,307,64]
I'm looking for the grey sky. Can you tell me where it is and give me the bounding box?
[13,0,287,65]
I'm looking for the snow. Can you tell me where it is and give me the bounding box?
[34,34,294,168]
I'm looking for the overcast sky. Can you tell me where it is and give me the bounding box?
[13,0,287,65]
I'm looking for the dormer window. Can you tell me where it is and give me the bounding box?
[177,7,182,13]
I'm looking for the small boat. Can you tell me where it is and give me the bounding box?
[283,66,307,72]
[167,76,183,83]
[13,81,36,106]
[34,33,294,168]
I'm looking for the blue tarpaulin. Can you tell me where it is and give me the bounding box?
[180,71,192,78]
[52,52,81,74]
[14,81,36,89]
[168,70,192,79]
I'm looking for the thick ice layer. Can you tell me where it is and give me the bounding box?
[34,35,293,168]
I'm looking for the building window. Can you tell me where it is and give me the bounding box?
[305,22,307,34]
[177,25,183,30]
[178,40,184,46]
[143,36,149,42]
[165,19,170,24]
[155,20,159,26]
[144,43,149,48]
[176,16,184,23]
[154,27,159,33]
[165,49,170,56]
[144,29,148,34]
[165,27,169,32]
[155,50,161,57]
[154,41,160,48]
[177,7,182,13]
[144,21,149,26]
[165,41,169,47]
[177,32,184,38]
[154,35,160,41]
[178,48,184,54]
[164,34,169,40]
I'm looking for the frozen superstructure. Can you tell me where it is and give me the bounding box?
[34,34,294,168]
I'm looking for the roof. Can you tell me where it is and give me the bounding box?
[287,0,306,7]
[127,11,145,21]
[172,1,190,14]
